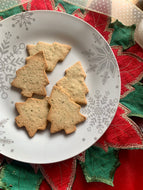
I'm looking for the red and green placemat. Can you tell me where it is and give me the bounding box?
[1,0,143,189]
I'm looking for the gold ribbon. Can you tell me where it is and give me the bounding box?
[64,0,143,48]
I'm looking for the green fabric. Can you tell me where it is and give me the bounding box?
[55,0,85,14]
[0,161,43,190]
[80,146,120,186]
[0,6,24,19]
[120,82,143,118]
[109,20,136,50]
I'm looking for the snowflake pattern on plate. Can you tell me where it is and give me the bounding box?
[0,32,25,99]
[0,11,120,163]
[82,33,117,85]
[12,12,35,30]
[82,90,118,134]
[0,118,14,153]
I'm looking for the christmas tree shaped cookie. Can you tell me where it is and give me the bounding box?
[11,51,49,97]
[47,86,86,134]
[56,61,89,104]
[27,41,71,72]
[15,97,49,137]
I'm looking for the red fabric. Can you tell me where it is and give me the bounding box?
[30,0,54,10]
[84,11,110,41]
[98,104,143,148]
[40,180,51,190]
[124,43,143,61]
[39,158,76,190]
[40,149,143,190]
[112,48,143,97]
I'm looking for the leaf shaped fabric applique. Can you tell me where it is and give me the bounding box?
[109,20,136,50]
[47,86,86,134]
[120,82,143,118]
[55,0,85,14]
[15,97,49,137]
[11,51,49,97]
[80,146,120,186]
[56,62,89,105]
[0,161,43,190]
[27,41,71,72]
[40,158,76,190]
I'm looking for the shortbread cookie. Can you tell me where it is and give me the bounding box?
[56,62,89,104]
[27,41,71,72]
[11,51,49,97]
[15,97,49,137]
[47,86,86,134]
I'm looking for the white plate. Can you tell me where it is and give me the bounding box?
[0,10,120,163]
